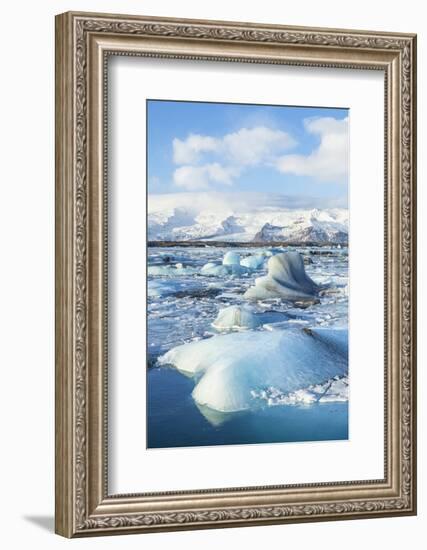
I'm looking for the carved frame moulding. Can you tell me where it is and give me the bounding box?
[55,11,417,537]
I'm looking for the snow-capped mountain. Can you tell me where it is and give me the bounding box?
[148,193,348,244]
[253,209,348,243]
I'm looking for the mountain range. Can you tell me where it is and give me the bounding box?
[148,192,348,244]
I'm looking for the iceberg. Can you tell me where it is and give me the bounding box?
[222,251,240,266]
[212,305,288,332]
[244,252,319,301]
[240,254,265,270]
[200,262,230,277]
[212,305,260,331]
[200,261,249,277]
[201,250,263,277]
[158,328,348,413]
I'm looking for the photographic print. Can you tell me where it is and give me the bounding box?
[147,99,349,449]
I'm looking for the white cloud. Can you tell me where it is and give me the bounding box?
[173,126,295,167]
[172,126,296,189]
[148,191,348,214]
[173,135,220,164]
[275,117,349,183]
[173,163,237,190]
[223,126,296,166]
[170,118,348,190]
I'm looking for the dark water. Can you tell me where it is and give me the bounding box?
[147,367,348,449]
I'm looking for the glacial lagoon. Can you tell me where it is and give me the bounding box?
[147,245,349,449]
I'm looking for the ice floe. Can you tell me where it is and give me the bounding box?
[251,375,349,406]
[212,305,288,332]
[148,279,204,298]
[148,264,197,277]
[244,251,320,302]
[158,328,348,413]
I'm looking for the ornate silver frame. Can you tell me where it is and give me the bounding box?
[55,11,417,537]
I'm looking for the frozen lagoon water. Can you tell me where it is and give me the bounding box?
[147,245,348,448]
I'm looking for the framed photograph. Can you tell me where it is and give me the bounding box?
[55,11,417,537]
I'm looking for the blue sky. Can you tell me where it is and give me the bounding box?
[147,100,348,205]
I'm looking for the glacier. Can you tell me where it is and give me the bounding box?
[158,328,348,413]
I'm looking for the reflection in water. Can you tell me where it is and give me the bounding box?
[195,402,240,427]
[147,367,348,449]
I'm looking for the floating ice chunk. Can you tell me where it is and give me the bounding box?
[212,306,261,331]
[222,251,240,266]
[200,262,229,277]
[229,264,250,276]
[158,328,347,413]
[149,252,191,265]
[251,375,349,406]
[200,261,249,277]
[148,280,176,298]
[148,265,170,276]
[148,264,197,277]
[284,388,318,404]
[213,306,288,332]
[240,254,265,270]
[148,279,202,298]
[318,377,349,402]
[244,252,319,301]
